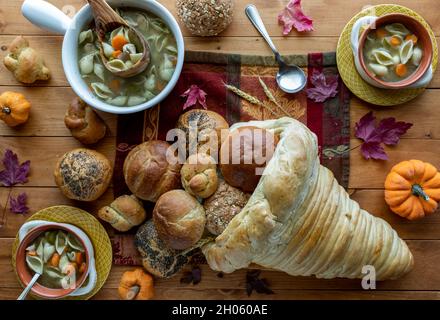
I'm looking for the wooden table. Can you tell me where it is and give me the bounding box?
[0,0,439,300]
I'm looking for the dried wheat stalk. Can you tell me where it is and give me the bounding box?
[258,77,291,117]
[224,83,277,116]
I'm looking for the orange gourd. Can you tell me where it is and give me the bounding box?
[0,91,31,127]
[118,268,154,300]
[385,160,440,220]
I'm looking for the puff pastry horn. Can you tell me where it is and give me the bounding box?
[203,118,413,280]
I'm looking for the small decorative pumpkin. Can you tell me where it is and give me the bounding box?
[118,268,154,300]
[385,160,440,220]
[0,91,31,127]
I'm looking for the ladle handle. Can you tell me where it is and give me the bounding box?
[87,0,126,36]
[245,5,281,61]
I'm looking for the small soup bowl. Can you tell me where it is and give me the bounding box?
[351,13,433,89]
[21,0,185,114]
[16,221,96,299]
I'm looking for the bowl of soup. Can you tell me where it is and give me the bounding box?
[22,0,184,114]
[16,222,96,299]
[351,14,433,89]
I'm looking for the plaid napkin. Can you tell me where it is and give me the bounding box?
[112,51,351,266]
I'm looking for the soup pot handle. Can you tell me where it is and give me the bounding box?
[22,0,72,35]
[69,258,98,297]
[350,16,377,56]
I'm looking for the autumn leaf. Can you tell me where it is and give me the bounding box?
[355,112,413,160]
[181,85,208,110]
[306,71,339,103]
[10,193,29,214]
[0,149,31,187]
[278,0,314,35]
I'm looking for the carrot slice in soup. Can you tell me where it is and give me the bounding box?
[112,50,122,59]
[376,28,388,38]
[112,35,128,51]
[390,36,401,46]
[395,64,408,77]
[405,34,418,44]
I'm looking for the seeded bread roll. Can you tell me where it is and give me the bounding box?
[98,195,146,232]
[135,219,202,278]
[176,109,229,157]
[54,148,112,201]
[153,190,206,250]
[181,153,218,199]
[123,141,182,202]
[204,180,251,235]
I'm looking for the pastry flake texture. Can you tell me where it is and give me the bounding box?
[203,117,413,280]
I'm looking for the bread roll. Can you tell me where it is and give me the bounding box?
[98,195,146,232]
[153,190,206,250]
[54,148,112,201]
[123,141,182,202]
[204,180,250,235]
[220,126,279,192]
[181,153,218,199]
[135,219,207,278]
[176,109,229,157]
[64,97,107,145]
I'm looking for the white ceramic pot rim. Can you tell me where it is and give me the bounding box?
[22,0,185,115]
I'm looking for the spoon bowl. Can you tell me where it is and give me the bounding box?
[87,0,150,78]
[245,5,307,94]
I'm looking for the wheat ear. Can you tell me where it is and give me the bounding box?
[258,77,291,117]
[224,83,277,116]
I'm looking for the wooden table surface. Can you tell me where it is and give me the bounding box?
[1,0,440,300]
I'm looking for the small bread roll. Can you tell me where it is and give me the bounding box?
[220,126,279,192]
[204,180,250,235]
[64,97,107,145]
[153,190,206,250]
[181,153,218,199]
[54,148,112,201]
[135,220,203,278]
[123,141,182,202]
[98,195,146,232]
[176,109,229,157]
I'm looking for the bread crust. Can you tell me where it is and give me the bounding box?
[54,148,112,201]
[203,118,414,280]
[153,190,206,250]
[98,195,146,231]
[176,109,229,157]
[220,126,279,192]
[181,153,218,198]
[123,141,182,202]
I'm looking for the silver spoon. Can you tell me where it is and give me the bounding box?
[17,272,41,300]
[245,4,307,94]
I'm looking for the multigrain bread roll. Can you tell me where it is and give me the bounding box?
[123,141,182,202]
[98,195,146,232]
[135,220,204,278]
[54,148,112,201]
[181,153,218,199]
[220,126,279,192]
[176,109,229,157]
[204,180,251,235]
[153,190,206,250]
[64,97,107,145]
[203,118,414,280]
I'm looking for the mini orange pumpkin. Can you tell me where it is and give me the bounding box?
[0,91,31,127]
[385,160,440,220]
[118,268,154,300]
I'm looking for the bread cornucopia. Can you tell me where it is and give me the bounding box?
[202,117,414,280]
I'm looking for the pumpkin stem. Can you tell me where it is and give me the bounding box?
[1,106,11,115]
[412,184,430,201]
[126,285,140,300]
